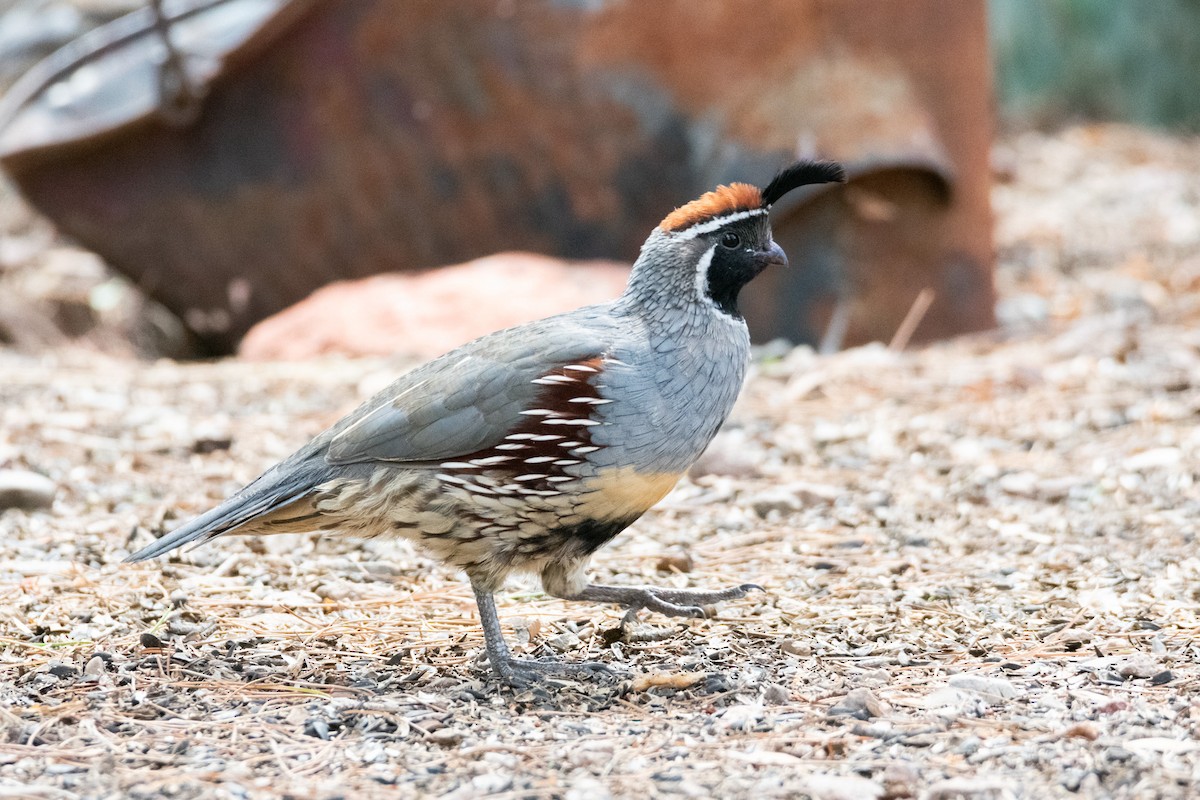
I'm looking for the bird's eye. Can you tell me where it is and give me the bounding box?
[720,232,741,249]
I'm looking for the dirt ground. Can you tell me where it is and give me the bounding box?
[2,125,1200,799]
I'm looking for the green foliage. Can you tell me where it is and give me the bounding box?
[991,0,1200,130]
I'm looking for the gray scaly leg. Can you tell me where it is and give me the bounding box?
[472,583,619,685]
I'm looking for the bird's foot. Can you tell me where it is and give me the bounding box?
[493,655,624,688]
[571,582,764,619]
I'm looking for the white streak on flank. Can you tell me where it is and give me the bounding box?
[436,473,467,484]
[532,375,575,385]
[519,409,557,416]
[568,397,613,405]
[572,446,600,454]
[541,418,600,426]
[531,434,564,442]
[465,483,497,495]
[546,476,574,483]
[672,207,767,240]
[524,456,556,464]
[494,443,528,450]
[557,440,583,448]
[553,459,581,466]
[563,364,599,372]
[514,474,548,482]
[470,455,513,466]
[440,461,477,470]
[505,433,537,440]
[603,357,631,367]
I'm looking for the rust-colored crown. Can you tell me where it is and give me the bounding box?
[659,183,762,232]
[658,161,847,234]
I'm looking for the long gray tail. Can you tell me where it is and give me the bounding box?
[124,464,321,562]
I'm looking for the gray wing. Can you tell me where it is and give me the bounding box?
[324,318,615,466]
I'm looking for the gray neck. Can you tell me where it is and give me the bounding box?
[616,229,722,331]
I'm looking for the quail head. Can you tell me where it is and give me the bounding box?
[127,160,847,684]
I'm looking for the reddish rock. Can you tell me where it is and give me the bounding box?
[238,253,630,361]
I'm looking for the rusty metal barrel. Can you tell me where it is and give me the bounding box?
[0,0,995,354]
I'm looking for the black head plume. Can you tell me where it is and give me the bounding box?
[760,160,846,208]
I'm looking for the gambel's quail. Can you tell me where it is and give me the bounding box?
[127,160,847,683]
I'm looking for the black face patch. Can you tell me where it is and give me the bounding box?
[703,220,784,318]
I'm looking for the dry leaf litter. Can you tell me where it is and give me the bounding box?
[1,125,1199,799]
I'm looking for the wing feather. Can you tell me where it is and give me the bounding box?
[325,326,612,466]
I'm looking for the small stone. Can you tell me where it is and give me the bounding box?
[718,703,764,731]
[925,777,1008,799]
[83,655,106,677]
[750,488,803,518]
[305,719,331,740]
[762,683,791,705]
[791,481,841,505]
[1059,628,1092,647]
[880,763,919,798]
[1060,769,1090,793]
[0,469,56,511]
[314,580,359,601]
[781,639,812,657]
[1034,476,1084,501]
[947,674,1018,701]
[1061,722,1100,741]
[1149,669,1174,685]
[544,631,582,652]
[655,552,694,573]
[954,736,981,756]
[426,728,465,747]
[997,471,1038,497]
[565,776,612,800]
[828,688,888,719]
[191,435,233,454]
[798,773,884,800]
[139,632,164,649]
[923,687,985,718]
[472,774,512,794]
[1117,656,1159,679]
[46,662,77,679]
[1123,447,1182,471]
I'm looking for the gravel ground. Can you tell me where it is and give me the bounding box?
[2,125,1200,799]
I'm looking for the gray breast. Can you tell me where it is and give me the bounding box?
[590,311,750,474]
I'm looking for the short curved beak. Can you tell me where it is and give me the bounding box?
[761,240,788,270]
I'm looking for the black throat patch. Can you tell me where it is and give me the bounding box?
[705,242,770,319]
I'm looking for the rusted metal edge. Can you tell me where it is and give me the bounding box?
[0,0,317,170]
[769,153,955,221]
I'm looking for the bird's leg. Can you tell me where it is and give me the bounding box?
[560,582,763,619]
[471,583,619,685]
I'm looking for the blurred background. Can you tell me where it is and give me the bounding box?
[0,0,1196,363]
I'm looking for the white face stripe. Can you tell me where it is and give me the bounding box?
[670,207,768,240]
[693,243,716,305]
[694,241,754,326]
[693,243,742,326]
